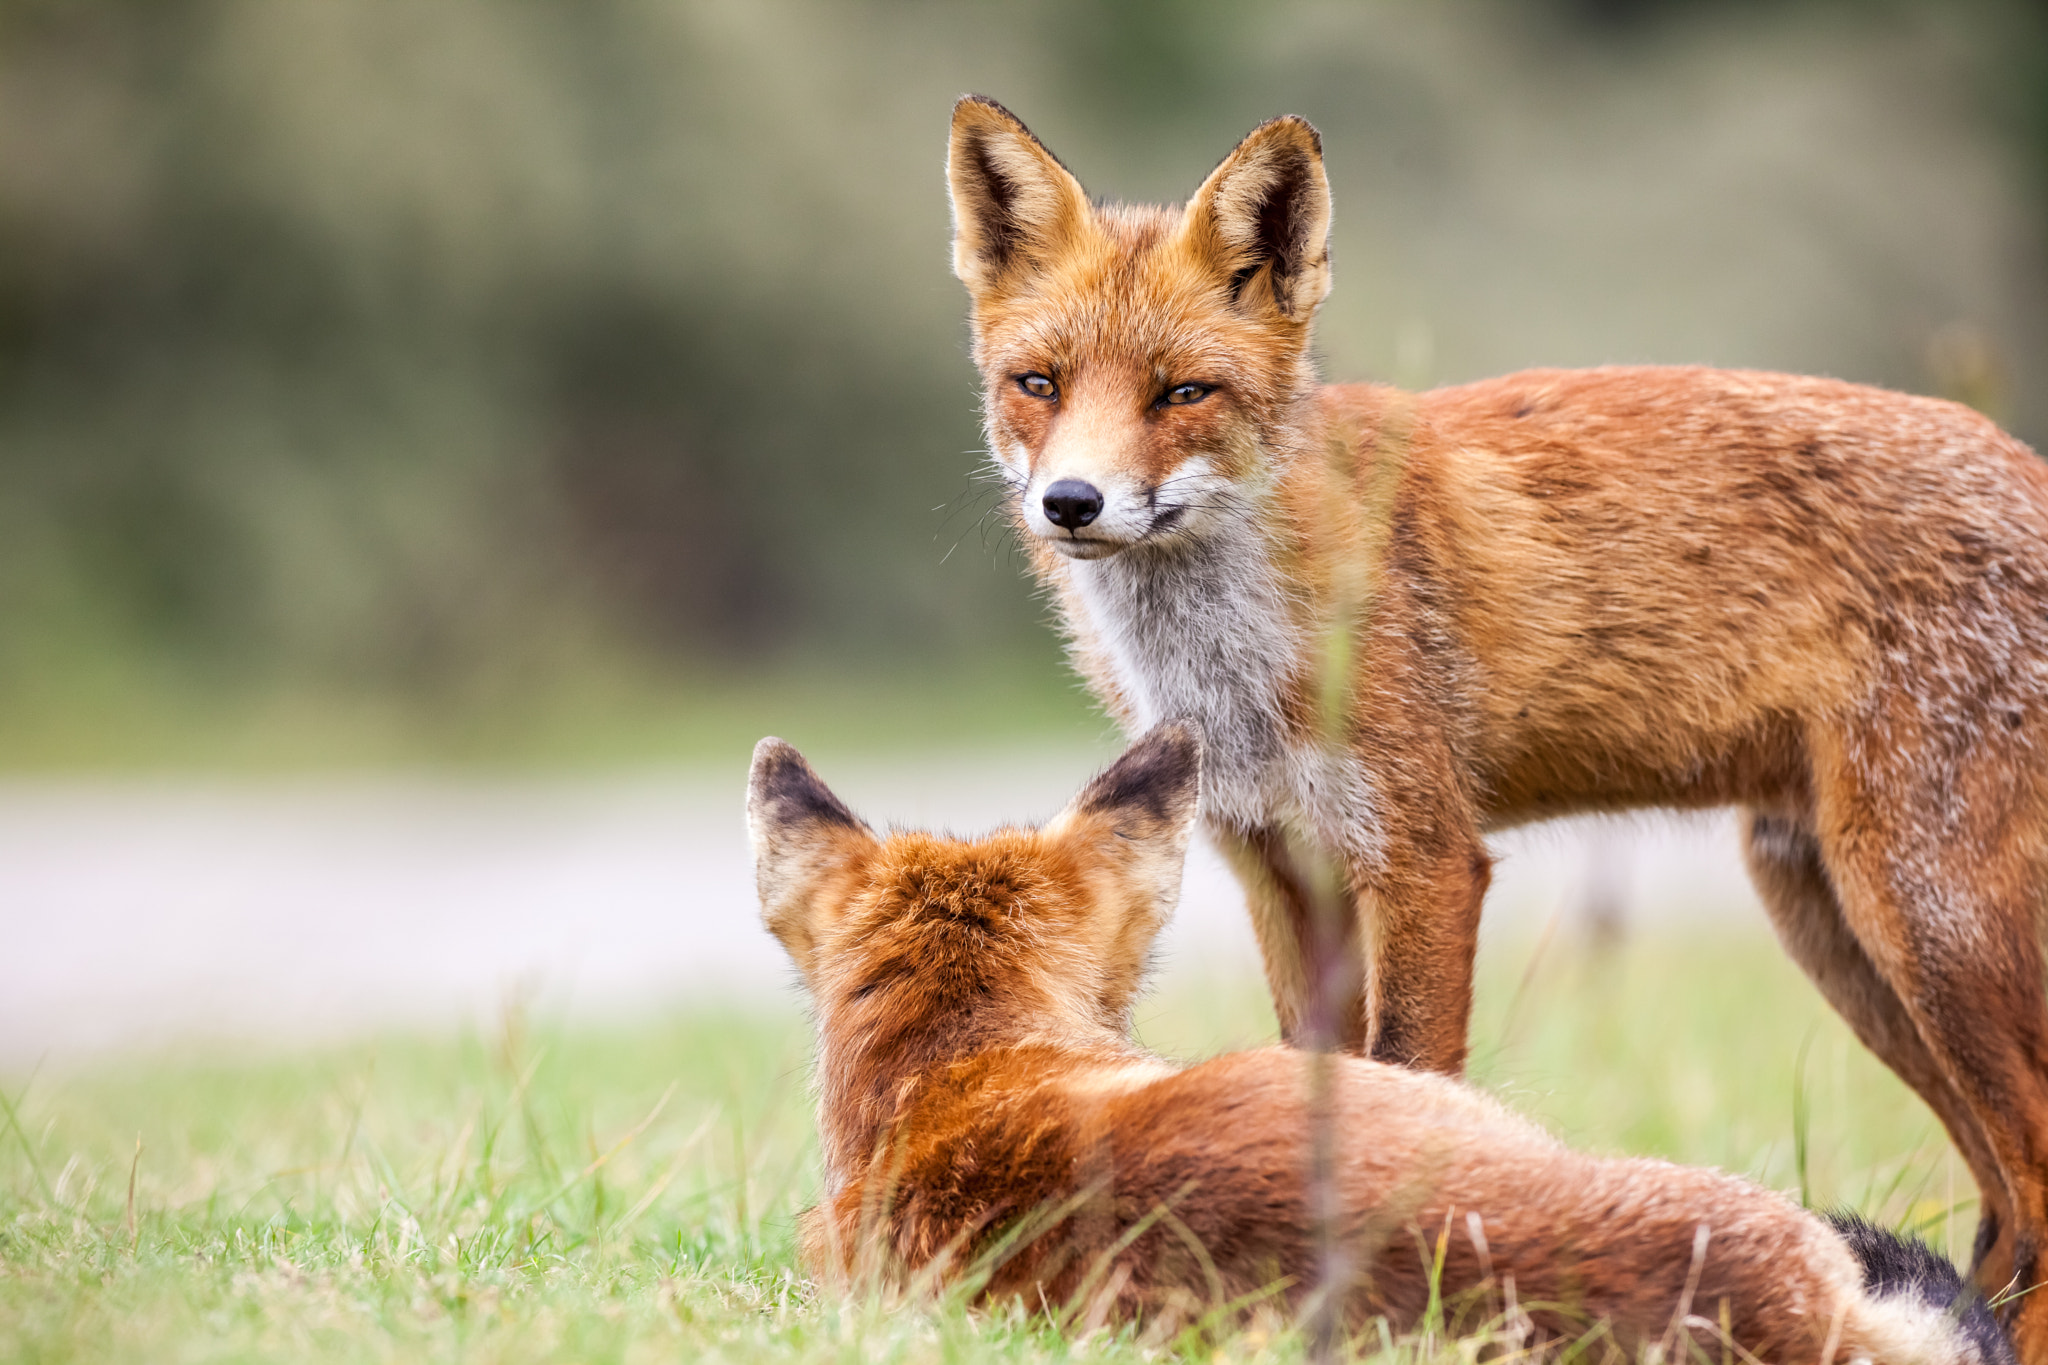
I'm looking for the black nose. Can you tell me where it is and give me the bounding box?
[1042,479,1104,530]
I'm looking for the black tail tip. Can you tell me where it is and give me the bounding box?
[1827,1212,2015,1365]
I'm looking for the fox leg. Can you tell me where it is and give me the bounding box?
[1210,823,1370,1053]
[1212,814,1490,1071]
[1356,822,1492,1073]
[1812,749,2048,1359]
[1741,808,2013,1265]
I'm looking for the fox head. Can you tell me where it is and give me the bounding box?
[746,723,1203,1042]
[947,96,1332,561]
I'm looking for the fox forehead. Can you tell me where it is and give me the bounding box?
[971,210,1272,384]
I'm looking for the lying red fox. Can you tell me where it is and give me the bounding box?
[945,96,2048,1347]
[748,723,2010,1362]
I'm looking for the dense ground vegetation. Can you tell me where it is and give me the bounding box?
[0,933,1972,1363]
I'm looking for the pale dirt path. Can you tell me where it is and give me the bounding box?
[0,748,1767,1068]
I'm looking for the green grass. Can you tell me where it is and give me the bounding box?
[0,930,1969,1363]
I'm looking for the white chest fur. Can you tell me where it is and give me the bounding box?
[1067,515,1384,863]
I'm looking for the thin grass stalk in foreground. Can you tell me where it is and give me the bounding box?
[0,1073,54,1202]
[1294,403,1416,1360]
[1793,1029,1817,1208]
[124,1134,141,1250]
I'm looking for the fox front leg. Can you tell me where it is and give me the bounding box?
[1213,816,1490,1071]
[1211,823,1370,1053]
[1354,823,1492,1072]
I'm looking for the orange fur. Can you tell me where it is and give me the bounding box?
[946,96,2048,1353]
[748,727,2002,1361]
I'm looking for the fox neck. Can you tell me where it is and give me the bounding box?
[810,991,1130,1193]
[1059,407,1339,839]
[1069,506,1300,835]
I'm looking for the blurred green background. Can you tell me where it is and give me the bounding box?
[5,0,2046,768]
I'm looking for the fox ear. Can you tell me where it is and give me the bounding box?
[1052,720,1203,924]
[948,96,1091,297]
[746,739,874,978]
[1181,115,1332,320]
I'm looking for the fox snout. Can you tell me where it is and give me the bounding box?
[1019,465,1174,558]
[1019,453,1225,559]
[1009,398,1181,557]
[1040,478,1102,530]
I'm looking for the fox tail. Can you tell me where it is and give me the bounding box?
[1827,1211,2014,1365]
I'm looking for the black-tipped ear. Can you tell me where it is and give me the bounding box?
[1180,115,1332,320]
[746,738,872,976]
[1054,721,1204,921]
[1072,720,1204,831]
[947,95,1092,296]
[749,738,861,838]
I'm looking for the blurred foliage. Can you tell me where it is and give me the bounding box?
[0,0,2045,761]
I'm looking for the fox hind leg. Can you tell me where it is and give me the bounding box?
[1807,750,2048,1360]
[1741,809,2013,1269]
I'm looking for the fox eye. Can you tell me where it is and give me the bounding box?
[1017,373,1057,400]
[1162,382,1212,407]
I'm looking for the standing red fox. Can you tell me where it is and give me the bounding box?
[946,96,2048,1351]
[748,724,2012,1362]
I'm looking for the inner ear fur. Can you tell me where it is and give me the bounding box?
[1053,721,1204,918]
[1180,115,1332,319]
[746,738,874,977]
[947,95,1092,296]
